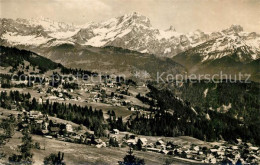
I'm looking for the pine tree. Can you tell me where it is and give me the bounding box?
[20,128,33,164]
[120,147,145,165]
[44,152,66,165]
[1,116,16,138]
[136,139,142,151]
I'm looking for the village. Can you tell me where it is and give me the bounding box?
[9,72,151,111]
[0,71,259,164]
[1,107,260,164]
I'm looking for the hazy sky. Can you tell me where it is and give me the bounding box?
[0,0,259,33]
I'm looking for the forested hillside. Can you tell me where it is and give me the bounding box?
[129,82,260,145]
[0,46,62,73]
[168,81,259,124]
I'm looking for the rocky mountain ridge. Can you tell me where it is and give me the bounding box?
[1,12,259,61]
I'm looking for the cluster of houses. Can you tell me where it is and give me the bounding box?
[5,102,260,165]
[19,110,73,136]
[146,139,260,164]
[109,129,260,164]
[8,72,152,117]
[27,75,150,114]
[15,110,109,148]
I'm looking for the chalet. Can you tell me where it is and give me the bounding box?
[48,96,58,100]
[232,146,239,150]
[138,138,148,146]
[161,150,169,155]
[235,138,242,145]
[57,88,62,93]
[111,97,117,102]
[41,130,49,135]
[38,98,43,104]
[57,136,65,141]
[249,146,259,152]
[106,82,114,88]
[29,111,43,119]
[146,143,154,148]
[94,138,103,145]
[44,135,53,139]
[84,138,92,144]
[84,83,95,87]
[175,148,182,155]
[156,139,165,146]
[96,142,106,148]
[58,93,63,98]
[193,146,200,151]
[130,107,135,111]
[127,139,137,145]
[209,157,217,164]
[246,143,253,147]
[159,144,166,150]
[21,123,29,129]
[216,151,225,156]
[50,127,60,135]
[210,149,218,153]
[71,134,81,141]
[65,124,73,133]
[35,120,44,127]
[112,129,119,134]
[198,151,204,155]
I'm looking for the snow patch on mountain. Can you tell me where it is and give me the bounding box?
[2,32,51,46]
[25,17,78,32]
[49,31,80,39]
[1,13,260,60]
[46,40,75,47]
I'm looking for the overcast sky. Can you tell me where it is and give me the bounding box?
[0,0,259,33]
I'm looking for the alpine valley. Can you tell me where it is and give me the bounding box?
[1,10,260,165]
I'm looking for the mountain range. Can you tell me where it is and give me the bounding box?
[0,12,259,80]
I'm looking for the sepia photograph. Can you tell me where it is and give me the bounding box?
[0,0,259,164]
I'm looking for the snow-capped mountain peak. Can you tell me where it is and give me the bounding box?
[71,12,153,47]
[24,17,78,33]
[0,14,259,61]
[120,12,151,27]
[222,24,243,35]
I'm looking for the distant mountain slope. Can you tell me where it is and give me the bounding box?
[1,14,259,81]
[30,44,186,79]
[2,13,259,59]
[0,46,62,73]
[172,33,260,81]
[0,17,80,49]
[70,12,216,57]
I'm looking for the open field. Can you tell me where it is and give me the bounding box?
[0,87,134,119]
[0,107,203,165]
[0,131,197,165]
